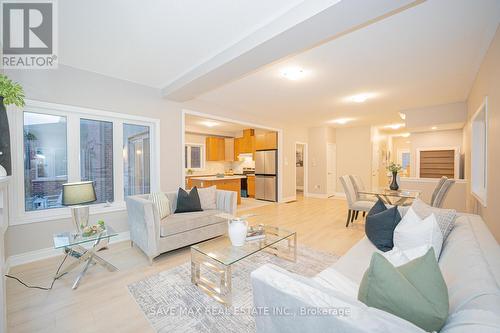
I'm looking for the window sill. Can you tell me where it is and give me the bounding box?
[9,202,127,226]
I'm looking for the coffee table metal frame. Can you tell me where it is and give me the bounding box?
[190,225,296,306]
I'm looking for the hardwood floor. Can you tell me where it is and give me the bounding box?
[6,195,365,333]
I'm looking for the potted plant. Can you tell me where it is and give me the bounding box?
[0,74,25,176]
[387,162,402,191]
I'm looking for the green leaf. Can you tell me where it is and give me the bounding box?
[0,74,25,107]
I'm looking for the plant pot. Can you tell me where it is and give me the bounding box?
[390,171,399,191]
[0,97,11,176]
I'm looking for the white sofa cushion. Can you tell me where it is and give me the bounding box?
[313,267,360,298]
[252,264,425,333]
[412,198,457,240]
[160,210,224,237]
[393,207,443,260]
[197,185,217,210]
[148,192,170,219]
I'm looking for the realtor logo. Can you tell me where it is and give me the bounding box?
[2,0,58,69]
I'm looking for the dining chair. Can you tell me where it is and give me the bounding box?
[430,176,448,207]
[431,178,455,208]
[349,175,376,202]
[339,175,375,227]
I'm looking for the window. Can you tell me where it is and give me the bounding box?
[23,112,67,211]
[185,144,204,170]
[471,98,488,206]
[80,119,114,204]
[14,100,159,224]
[416,147,459,179]
[123,123,150,196]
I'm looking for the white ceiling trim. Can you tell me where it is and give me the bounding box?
[162,0,425,101]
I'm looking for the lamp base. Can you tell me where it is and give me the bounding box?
[71,206,89,233]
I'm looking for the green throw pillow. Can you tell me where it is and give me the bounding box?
[358,248,449,332]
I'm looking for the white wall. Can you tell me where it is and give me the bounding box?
[335,126,373,192]
[307,127,335,195]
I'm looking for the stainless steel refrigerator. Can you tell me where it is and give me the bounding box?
[255,150,277,202]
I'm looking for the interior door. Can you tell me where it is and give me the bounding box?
[327,143,336,196]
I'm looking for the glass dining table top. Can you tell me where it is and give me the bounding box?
[358,188,421,198]
[53,226,118,249]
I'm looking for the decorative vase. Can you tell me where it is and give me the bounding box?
[390,171,399,191]
[0,97,12,176]
[228,217,248,246]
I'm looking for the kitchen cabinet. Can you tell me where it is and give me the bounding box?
[224,138,235,161]
[234,129,255,157]
[247,175,255,197]
[206,137,225,161]
[190,177,242,204]
[255,132,277,150]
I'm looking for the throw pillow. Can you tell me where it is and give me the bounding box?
[367,198,387,216]
[365,205,401,252]
[411,198,457,240]
[197,185,217,210]
[148,192,170,219]
[358,249,449,332]
[383,245,432,267]
[175,187,203,213]
[393,207,443,260]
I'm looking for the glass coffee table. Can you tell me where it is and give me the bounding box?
[191,225,296,306]
[53,227,118,289]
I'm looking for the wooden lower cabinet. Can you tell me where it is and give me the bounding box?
[189,178,241,204]
[247,175,255,198]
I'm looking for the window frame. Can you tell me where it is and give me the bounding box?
[471,97,488,207]
[8,100,160,225]
[415,146,460,179]
[184,143,205,170]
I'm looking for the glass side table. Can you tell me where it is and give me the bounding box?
[53,226,118,289]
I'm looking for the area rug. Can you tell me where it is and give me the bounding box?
[128,246,339,333]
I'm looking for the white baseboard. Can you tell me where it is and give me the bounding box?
[6,231,130,272]
[281,196,297,203]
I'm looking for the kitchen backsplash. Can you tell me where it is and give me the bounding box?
[187,159,255,176]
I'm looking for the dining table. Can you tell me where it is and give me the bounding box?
[358,188,421,206]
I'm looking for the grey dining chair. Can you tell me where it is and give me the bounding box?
[431,176,448,206]
[431,178,455,208]
[339,175,375,227]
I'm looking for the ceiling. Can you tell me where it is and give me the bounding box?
[185,114,270,136]
[59,0,305,87]
[196,0,500,128]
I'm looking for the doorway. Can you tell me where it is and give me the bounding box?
[327,143,336,197]
[295,142,308,198]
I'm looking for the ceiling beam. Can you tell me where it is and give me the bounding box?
[162,0,425,101]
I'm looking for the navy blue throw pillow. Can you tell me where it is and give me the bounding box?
[365,206,402,252]
[175,187,203,213]
[368,198,387,216]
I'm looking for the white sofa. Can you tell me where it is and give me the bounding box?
[251,213,500,332]
[125,189,236,263]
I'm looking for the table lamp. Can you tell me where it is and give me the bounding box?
[62,181,97,233]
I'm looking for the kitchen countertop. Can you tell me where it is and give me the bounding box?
[190,175,247,181]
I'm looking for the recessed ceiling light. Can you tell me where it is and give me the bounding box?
[281,67,305,81]
[331,118,353,125]
[384,123,405,130]
[431,126,438,130]
[200,120,219,128]
[349,93,374,103]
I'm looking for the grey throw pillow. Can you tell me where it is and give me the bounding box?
[197,186,217,210]
[411,198,456,240]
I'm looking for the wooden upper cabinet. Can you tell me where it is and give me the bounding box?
[255,132,277,150]
[234,137,241,160]
[224,138,235,161]
[206,137,225,161]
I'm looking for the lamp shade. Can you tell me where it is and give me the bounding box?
[62,181,97,206]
